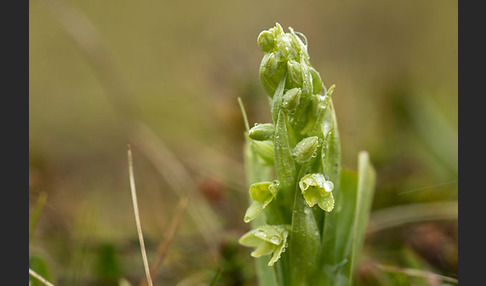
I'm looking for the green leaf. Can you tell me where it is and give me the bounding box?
[317,151,375,286]
[349,151,376,275]
[251,140,275,165]
[288,166,321,286]
[274,109,296,198]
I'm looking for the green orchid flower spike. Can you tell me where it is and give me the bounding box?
[238,23,376,286]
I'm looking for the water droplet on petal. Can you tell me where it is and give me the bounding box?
[324,181,334,192]
[270,236,280,244]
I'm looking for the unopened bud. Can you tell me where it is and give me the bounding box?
[292,136,319,164]
[261,52,279,77]
[249,123,275,141]
[257,31,276,53]
[276,33,298,60]
[260,52,287,98]
[282,88,302,112]
[287,60,303,86]
[309,66,323,94]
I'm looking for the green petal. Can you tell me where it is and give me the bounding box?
[239,225,290,266]
[299,173,326,191]
[253,225,290,244]
[317,192,335,212]
[249,182,273,202]
[251,241,276,257]
[244,201,265,223]
[301,186,320,207]
[268,180,280,198]
[239,230,263,247]
[268,239,288,266]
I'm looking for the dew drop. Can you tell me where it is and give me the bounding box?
[324,181,334,192]
[270,236,280,245]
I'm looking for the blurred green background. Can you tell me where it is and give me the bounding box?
[29,0,457,285]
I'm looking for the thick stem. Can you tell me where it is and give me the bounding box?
[288,164,320,286]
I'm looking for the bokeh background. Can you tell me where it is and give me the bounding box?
[29,0,457,285]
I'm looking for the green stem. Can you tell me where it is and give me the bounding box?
[288,164,320,286]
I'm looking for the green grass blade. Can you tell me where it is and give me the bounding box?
[318,151,375,285]
[348,151,376,283]
[29,192,48,245]
[209,267,224,286]
[318,168,358,285]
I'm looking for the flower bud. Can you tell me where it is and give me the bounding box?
[248,123,275,141]
[292,136,319,164]
[309,66,323,94]
[260,52,286,97]
[261,52,279,77]
[272,22,284,37]
[287,60,303,86]
[299,53,313,97]
[257,30,276,53]
[276,33,298,60]
[282,88,302,112]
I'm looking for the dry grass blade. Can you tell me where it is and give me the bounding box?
[139,196,189,286]
[367,201,458,234]
[373,263,458,284]
[128,145,154,286]
[29,268,56,286]
[129,124,221,252]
